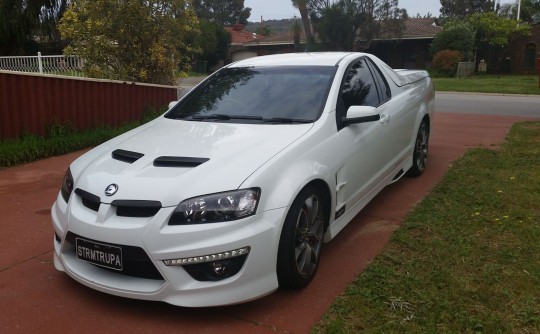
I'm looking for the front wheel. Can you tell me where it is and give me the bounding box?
[407,120,430,177]
[277,186,327,289]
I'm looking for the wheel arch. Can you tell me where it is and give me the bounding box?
[298,179,333,232]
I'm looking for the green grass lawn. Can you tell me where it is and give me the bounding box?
[313,121,540,333]
[433,75,540,95]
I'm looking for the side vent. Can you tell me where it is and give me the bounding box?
[75,188,101,212]
[153,156,209,168]
[112,149,144,163]
[111,200,162,218]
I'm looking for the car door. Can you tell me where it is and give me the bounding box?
[333,58,394,216]
[367,58,417,164]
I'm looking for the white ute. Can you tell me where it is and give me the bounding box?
[52,52,435,307]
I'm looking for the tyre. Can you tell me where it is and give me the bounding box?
[277,185,327,289]
[407,120,429,177]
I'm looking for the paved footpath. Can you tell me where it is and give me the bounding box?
[0,112,537,333]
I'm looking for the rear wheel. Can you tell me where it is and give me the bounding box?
[277,186,327,289]
[408,120,429,177]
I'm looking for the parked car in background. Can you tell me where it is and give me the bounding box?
[51,52,435,307]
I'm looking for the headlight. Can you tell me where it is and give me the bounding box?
[60,168,74,203]
[168,188,261,225]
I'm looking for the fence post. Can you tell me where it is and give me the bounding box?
[38,52,43,74]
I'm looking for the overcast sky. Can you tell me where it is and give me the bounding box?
[244,0,517,21]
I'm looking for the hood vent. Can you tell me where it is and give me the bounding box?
[153,156,209,168]
[112,149,144,163]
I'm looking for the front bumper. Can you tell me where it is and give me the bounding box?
[51,192,287,307]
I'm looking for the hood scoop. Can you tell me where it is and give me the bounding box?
[153,156,209,168]
[112,149,144,163]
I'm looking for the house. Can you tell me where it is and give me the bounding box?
[505,21,540,74]
[225,24,306,63]
[224,18,440,69]
[366,18,442,69]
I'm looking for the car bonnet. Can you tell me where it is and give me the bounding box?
[70,117,314,207]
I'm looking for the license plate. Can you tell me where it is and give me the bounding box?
[76,238,123,271]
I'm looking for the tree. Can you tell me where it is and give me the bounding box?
[309,0,407,51]
[292,0,313,42]
[499,0,540,23]
[0,0,67,55]
[59,0,199,85]
[440,0,497,19]
[466,12,530,72]
[192,0,251,26]
[195,20,232,70]
[310,2,355,50]
[432,22,475,60]
[255,24,273,36]
[467,12,529,48]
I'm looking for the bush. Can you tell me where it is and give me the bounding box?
[432,23,475,60]
[433,50,463,77]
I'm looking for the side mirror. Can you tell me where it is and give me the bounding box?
[343,106,380,125]
[168,101,178,110]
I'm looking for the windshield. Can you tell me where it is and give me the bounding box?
[165,66,337,124]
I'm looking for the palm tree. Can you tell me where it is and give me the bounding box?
[291,0,313,42]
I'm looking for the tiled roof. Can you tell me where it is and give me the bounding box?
[403,18,442,38]
[225,24,264,45]
[377,18,442,40]
[243,30,307,46]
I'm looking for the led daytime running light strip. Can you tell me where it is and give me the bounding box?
[163,246,251,266]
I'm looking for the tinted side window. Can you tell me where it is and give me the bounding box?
[341,59,380,110]
[366,59,391,103]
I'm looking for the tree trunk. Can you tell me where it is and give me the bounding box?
[297,2,313,42]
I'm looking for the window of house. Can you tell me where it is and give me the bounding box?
[524,43,537,70]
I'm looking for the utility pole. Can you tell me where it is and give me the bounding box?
[517,0,522,21]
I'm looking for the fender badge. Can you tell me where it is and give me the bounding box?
[105,184,119,196]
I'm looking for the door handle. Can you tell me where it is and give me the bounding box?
[380,113,390,124]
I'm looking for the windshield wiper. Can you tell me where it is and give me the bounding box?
[262,117,312,124]
[192,114,230,120]
[192,114,263,121]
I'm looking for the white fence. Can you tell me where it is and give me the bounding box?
[0,52,85,77]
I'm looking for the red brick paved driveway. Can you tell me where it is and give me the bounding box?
[0,112,536,333]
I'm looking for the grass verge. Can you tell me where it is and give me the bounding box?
[313,121,540,333]
[0,108,162,168]
[433,75,540,95]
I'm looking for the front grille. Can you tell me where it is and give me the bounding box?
[75,188,101,212]
[111,200,162,218]
[65,232,163,280]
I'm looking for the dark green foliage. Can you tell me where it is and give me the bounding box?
[0,0,67,55]
[195,20,232,70]
[432,23,475,60]
[192,0,251,26]
[309,0,407,51]
[439,0,497,18]
[310,2,355,51]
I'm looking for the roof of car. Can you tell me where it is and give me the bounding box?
[228,52,359,67]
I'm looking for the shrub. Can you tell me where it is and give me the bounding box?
[432,50,463,77]
[432,23,475,60]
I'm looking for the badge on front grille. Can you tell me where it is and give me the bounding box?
[105,184,119,196]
